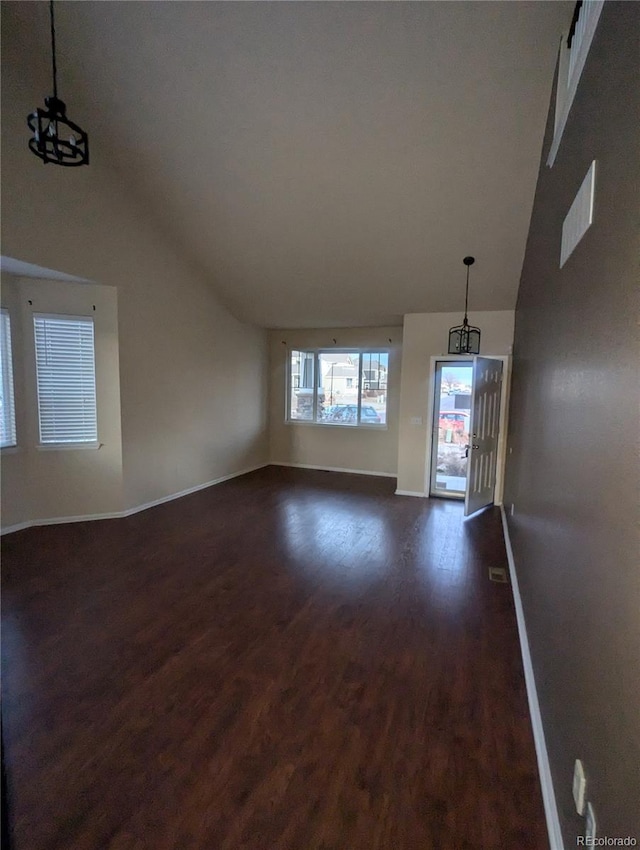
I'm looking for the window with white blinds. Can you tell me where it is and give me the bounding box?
[34,314,98,445]
[0,309,17,448]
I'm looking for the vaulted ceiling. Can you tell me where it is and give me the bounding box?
[5,1,571,328]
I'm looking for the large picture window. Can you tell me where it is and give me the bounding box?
[34,314,98,445]
[288,350,388,427]
[0,309,17,448]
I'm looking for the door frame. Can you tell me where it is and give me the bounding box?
[429,359,470,500]
[423,354,512,505]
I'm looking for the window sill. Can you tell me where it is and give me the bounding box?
[37,441,101,452]
[1,445,21,454]
[285,420,388,431]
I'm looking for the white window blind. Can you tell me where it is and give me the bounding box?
[34,314,97,444]
[0,309,17,448]
[547,0,604,167]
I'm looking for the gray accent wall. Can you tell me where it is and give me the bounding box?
[505,3,639,845]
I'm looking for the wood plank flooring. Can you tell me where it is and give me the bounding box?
[1,466,547,850]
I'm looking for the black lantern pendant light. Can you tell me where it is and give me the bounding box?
[27,0,89,166]
[448,256,481,354]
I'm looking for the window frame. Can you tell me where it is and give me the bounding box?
[286,347,389,430]
[0,308,18,449]
[33,312,99,449]
[547,0,604,167]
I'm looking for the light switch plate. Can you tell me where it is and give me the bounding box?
[410,416,423,425]
[573,759,586,815]
[586,802,596,842]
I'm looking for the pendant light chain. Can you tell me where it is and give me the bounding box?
[49,0,58,100]
[447,255,481,355]
[463,263,470,323]
[27,0,89,166]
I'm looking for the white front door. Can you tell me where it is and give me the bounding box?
[465,356,503,517]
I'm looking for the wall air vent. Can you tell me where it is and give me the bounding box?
[561,160,596,268]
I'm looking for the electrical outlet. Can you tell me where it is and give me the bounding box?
[573,759,586,815]
[410,416,423,426]
[585,802,596,842]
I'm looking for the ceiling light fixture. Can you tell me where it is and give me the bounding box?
[27,0,89,167]
[448,256,481,354]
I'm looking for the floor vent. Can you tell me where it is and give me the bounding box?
[489,567,508,583]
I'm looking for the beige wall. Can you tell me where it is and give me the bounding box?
[397,310,515,494]
[269,327,402,476]
[0,275,29,528]
[118,272,268,510]
[504,4,640,842]
[0,276,124,527]
[1,21,269,520]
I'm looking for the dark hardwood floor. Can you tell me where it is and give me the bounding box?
[1,466,547,850]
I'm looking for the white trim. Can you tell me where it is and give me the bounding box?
[500,506,565,850]
[32,310,96,322]
[0,463,269,535]
[547,1,605,167]
[394,489,426,497]
[286,347,390,429]
[0,308,17,449]
[285,421,388,432]
[424,354,476,495]
[33,313,98,446]
[37,441,100,451]
[271,461,396,478]
[14,510,126,527]
[0,520,33,535]
[120,463,269,516]
[424,355,511,504]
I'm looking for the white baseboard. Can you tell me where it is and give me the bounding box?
[271,462,396,479]
[120,463,269,517]
[500,506,565,850]
[21,510,125,527]
[394,489,426,497]
[0,520,33,535]
[0,463,269,535]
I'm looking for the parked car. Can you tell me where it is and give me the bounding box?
[438,411,469,431]
[360,405,382,424]
[323,404,381,424]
